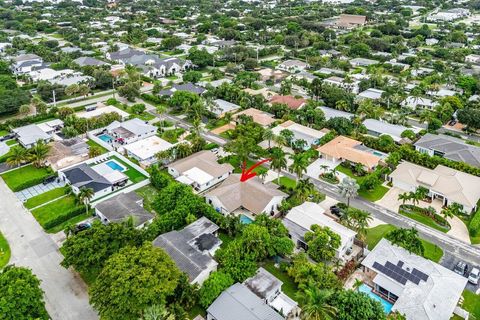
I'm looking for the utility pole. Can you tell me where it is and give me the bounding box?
[112,76,116,98]
[52,89,56,107]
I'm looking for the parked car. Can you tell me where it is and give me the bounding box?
[468,267,480,285]
[453,261,469,276]
[330,205,342,218]
[73,222,92,235]
[43,176,56,185]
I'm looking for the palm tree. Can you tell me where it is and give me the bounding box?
[295,178,315,202]
[398,192,411,205]
[141,304,174,320]
[441,202,464,220]
[262,128,275,149]
[28,140,51,168]
[174,143,192,160]
[338,177,359,207]
[270,147,287,184]
[298,286,336,320]
[6,146,28,167]
[88,146,103,158]
[320,164,329,175]
[19,104,30,115]
[289,153,309,182]
[78,187,94,215]
[353,279,363,291]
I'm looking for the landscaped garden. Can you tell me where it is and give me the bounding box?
[335,164,389,202]
[31,195,87,233]
[1,165,55,192]
[110,156,148,183]
[24,186,70,209]
[365,224,444,263]
[160,128,185,143]
[0,232,10,269]
[398,204,450,233]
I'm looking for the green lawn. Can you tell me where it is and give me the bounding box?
[262,260,299,301]
[335,165,389,202]
[31,195,85,232]
[218,232,235,249]
[221,156,268,175]
[24,187,69,209]
[160,128,185,143]
[460,290,480,320]
[86,139,108,154]
[0,130,8,137]
[1,165,53,191]
[0,232,10,269]
[134,185,159,212]
[273,176,297,189]
[365,224,444,262]
[110,156,147,183]
[47,212,91,234]
[398,208,450,233]
[5,140,17,146]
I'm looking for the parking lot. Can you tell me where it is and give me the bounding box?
[440,252,480,293]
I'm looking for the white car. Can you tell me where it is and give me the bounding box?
[468,267,480,285]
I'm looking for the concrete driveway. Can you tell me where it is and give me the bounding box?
[306,158,346,181]
[0,180,98,320]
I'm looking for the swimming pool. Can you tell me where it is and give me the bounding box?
[239,214,254,224]
[105,160,125,172]
[98,134,114,143]
[358,284,393,314]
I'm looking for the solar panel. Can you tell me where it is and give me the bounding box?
[372,261,429,285]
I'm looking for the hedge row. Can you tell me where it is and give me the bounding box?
[469,210,480,237]
[11,173,56,192]
[42,206,86,230]
[400,204,450,228]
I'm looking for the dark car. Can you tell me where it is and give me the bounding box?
[73,222,92,234]
[453,261,469,276]
[43,176,56,185]
[330,205,342,218]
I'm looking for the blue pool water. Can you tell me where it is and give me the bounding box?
[105,160,125,172]
[98,134,114,142]
[239,214,254,224]
[358,284,393,314]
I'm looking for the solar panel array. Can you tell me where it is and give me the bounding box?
[372,260,429,285]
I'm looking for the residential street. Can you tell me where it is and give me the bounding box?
[0,180,98,320]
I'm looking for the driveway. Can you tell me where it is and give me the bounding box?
[306,158,345,181]
[15,180,66,202]
[447,216,471,244]
[0,180,98,320]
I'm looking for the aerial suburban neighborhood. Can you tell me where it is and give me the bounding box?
[0,0,480,319]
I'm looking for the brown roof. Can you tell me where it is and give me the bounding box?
[206,174,287,214]
[233,108,276,127]
[168,150,234,177]
[336,14,367,27]
[269,95,306,110]
[316,135,380,169]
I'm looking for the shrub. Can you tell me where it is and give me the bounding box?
[204,143,219,150]
[42,206,86,230]
[399,204,450,228]
[469,210,480,236]
[11,173,56,192]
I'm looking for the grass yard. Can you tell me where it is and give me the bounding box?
[460,290,480,320]
[0,130,8,137]
[273,176,297,189]
[135,185,160,212]
[335,165,389,202]
[24,187,69,209]
[398,209,450,233]
[110,156,147,183]
[1,165,53,191]
[0,232,10,269]
[31,195,85,232]
[5,140,17,146]
[218,232,235,249]
[261,260,299,301]
[221,155,268,175]
[47,212,91,234]
[86,139,109,154]
[365,224,444,262]
[160,128,185,143]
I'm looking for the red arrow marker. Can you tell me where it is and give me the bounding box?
[240,159,271,182]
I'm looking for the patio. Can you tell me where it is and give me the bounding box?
[15,179,66,202]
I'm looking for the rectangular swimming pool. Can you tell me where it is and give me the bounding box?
[98,134,114,143]
[358,284,393,314]
[239,214,254,224]
[105,160,125,172]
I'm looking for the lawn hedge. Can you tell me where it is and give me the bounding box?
[469,210,480,237]
[400,204,450,228]
[10,173,56,192]
[42,206,86,230]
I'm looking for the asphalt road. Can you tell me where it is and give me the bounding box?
[0,180,98,320]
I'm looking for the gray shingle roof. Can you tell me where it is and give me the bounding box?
[62,163,111,192]
[95,192,153,226]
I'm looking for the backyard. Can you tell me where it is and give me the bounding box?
[335,165,389,202]
[135,184,160,212]
[110,156,148,183]
[24,186,70,209]
[31,195,86,233]
[0,232,10,269]
[1,165,54,192]
[261,260,298,301]
[86,139,109,154]
[365,224,444,263]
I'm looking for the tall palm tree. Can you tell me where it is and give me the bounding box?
[294,178,315,202]
[262,128,275,149]
[270,147,287,185]
[320,165,329,175]
[28,140,51,168]
[78,187,94,215]
[398,192,411,205]
[289,153,309,182]
[338,177,359,207]
[298,286,336,320]
[6,146,28,167]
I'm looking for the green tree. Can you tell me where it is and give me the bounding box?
[89,146,103,158]
[289,153,309,182]
[329,289,386,320]
[0,266,49,320]
[298,286,336,320]
[182,71,203,84]
[198,272,234,308]
[338,177,359,207]
[287,253,341,290]
[6,146,28,167]
[141,304,175,320]
[270,147,288,184]
[385,228,425,256]
[90,243,181,320]
[294,178,315,202]
[304,225,341,262]
[28,140,51,168]
[78,187,94,215]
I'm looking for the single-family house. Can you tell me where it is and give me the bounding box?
[362,238,467,320]
[357,88,385,101]
[205,175,287,217]
[465,54,480,65]
[94,191,154,227]
[277,59,309,73]
[389,161,480,213]
[12,119,64,149]
[102,118,157,145]
[11,53,43,75]
[153,217,221,285]
[316,136,383,171]
[363,119,419,143]
[168,150,233,192]
[319,106,354,120]
[212,99,241,118]
[402,96,438,110]
[283,202,357,261]
[124,136,173,166]
[158,83,207,97]
[269,95,307,110]
[271,120,326,147]
[232,108,276,127]
[73,56,109,67]
[335,14,367,29]
[349,57,379,67]
[414,133,480,167]
[323,76,359,93]
[206,283,285,320]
